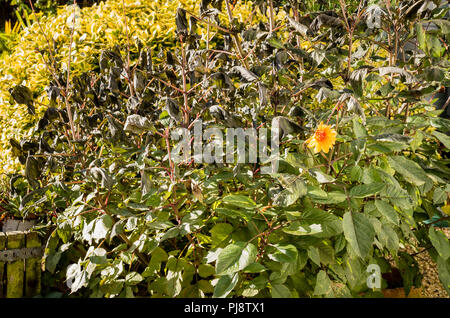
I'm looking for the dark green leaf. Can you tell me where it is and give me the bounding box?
[343,212,375,259]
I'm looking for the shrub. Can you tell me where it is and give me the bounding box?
[0,0,258,175]
[2,0,450,298]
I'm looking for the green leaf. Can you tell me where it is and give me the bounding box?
[214,207,253,220]
[432,131,450,149]
[433,187,447,205]
[411,131,423,152]
[353,117,368,139]
[387,156,432,187]
[125,272,143,285]
[282,221,322,236]
[215,242,257,275]
[334,234,346,253]
[349,183,385,198]
[299,208,343,238]
[436,256,450,294]
[374,200,399,225]
[433,19,450,35]
[313,270,332,295]
[89,248,107,264]
[429,227,450,260]
[397,252,421,296]
[428,35,445,58]
[268,244,298,263]
[166,257,184,298]
[198,280,214,294]
[308,168,335,183]
[100,281,124,295]
[66,264,89,294]
[271,284,292,298]
[343,212,375,259]
[210,223,233,247]
[378,224,399,255]
[92,214,113,242]
[267,36,285,49]
[307,246,321,266]
[273,176,307,207]
[350,165,363,182]
[311,191,347,204]
[243,263,266,273]
[222,195,256,209]
[307,185,328,200]
[318,243,335,265]
[416,23,427,52]
[198,264,215,278]
[213,273,238,298]
[57,220,72,244]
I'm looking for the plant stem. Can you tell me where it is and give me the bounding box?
[268,0,275,32]
[180,39,190,127]
[224,0,250,69]
[65,0,78,141]
[164,128,175,183]
[122,0,135,98]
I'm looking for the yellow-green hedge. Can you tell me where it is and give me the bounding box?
[0,0,262,175]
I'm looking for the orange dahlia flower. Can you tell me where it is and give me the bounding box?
[306,121,337,154]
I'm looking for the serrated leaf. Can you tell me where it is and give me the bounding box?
[436,256,450,294]
[432,131,450,149]
[378,224,399,255]
[282,221,322,236]
[314,270,332,295]
[299,208,343,238]
[210,223,233,247]
[198,264,215,278]
[429,227,450,260]
[222,195,256,209]
[273,177,307,207]
[230,66,259,82]
[308,168,335,183]
[243,263,266,273]
[91,214,113,242]
[287,16,309,37]
[125,272,143,285]
[378,67,416,84]
[124,114,153,134]
[213,273,238,298]
[267,36,285,49]
[433,188,447,205]
[374,200,399,225]
[271,284,292,298]
[353,117,368,139]
[215,242,257,275]
[350,183,385,198]
[387,156,432,187]
[268,244,298,263]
